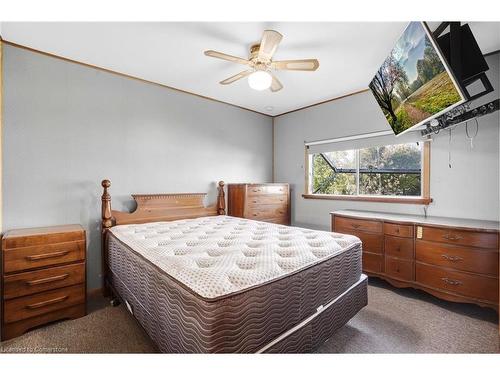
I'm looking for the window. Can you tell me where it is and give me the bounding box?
[304,142,431,204]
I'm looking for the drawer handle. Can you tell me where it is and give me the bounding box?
[253,213,258,216]
[25,250,70,261]
[252,189,261,192]
[26,273,70,286]
[351,224,361,229]
[442,234,463,241]
[441,277,463,286]
[26,295,69,310]
[395,228,400,233]
[441,254,463,262]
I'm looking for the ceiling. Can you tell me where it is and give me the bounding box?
[2,22,499,116]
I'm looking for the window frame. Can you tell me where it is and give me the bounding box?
[303,141,432,205]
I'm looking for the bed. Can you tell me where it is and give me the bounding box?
[100,180,367,353]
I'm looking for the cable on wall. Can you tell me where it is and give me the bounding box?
[465,118,479,149]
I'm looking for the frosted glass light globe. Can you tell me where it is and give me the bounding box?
[248,71,272,91]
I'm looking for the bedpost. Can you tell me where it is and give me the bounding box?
[101,179,114,297]
[101,179,113,229]
[217,181,226,215]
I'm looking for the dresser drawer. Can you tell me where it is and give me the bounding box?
[416,263,498,303]
[267,217,290,225]
[384,223,414,238]
[246,205,287,220]
[3,284,86,323]
[385,236,414,260]
[419,226,498,249]
[334,217,383,234]
[247,185,288,196]
[3,240,86,273]
[385,257,413,281]
[362,252,383,273]
[415,240,498,276]
[354,232,383,254]
[3,262,85,300]
[247,194,288,206]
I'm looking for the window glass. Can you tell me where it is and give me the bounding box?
[310,142,422,197]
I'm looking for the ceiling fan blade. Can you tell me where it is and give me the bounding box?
[219,70,254,85]
[204,50,250,65]
[258,30,283,61]
[270,74,283,92]
[271,59,320,71]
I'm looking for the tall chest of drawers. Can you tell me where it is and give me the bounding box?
[331,210,499,311]
[227,183,290,225]
[1,225,87,341]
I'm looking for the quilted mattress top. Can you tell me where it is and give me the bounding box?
[109,216,360,299]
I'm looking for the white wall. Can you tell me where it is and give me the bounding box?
[2,45,273,288]
[274,53,500,231]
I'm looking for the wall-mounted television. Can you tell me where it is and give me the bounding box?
[369,21,466,136]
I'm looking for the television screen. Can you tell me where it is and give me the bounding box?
[369,21,466,135]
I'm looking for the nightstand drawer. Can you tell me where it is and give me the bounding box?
[3,240,85,273]
[4,284,86,323]
[3,262,85,300]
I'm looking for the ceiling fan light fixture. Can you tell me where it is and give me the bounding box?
[248,70,272,91]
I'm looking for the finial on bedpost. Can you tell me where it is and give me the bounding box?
[217,181,226,215]
[101,179,113,229]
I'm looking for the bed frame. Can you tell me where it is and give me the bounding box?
[99,179,367,353]
[100,179,226,296]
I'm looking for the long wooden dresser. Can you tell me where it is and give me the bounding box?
[1,225,87,340]
[331,210,499,311]
[227,183,290,225]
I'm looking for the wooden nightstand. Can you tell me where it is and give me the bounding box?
[1,224,87,341]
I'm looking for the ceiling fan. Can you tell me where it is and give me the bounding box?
[204,30,320,92]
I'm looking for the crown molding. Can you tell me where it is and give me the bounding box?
[273,88,370,117]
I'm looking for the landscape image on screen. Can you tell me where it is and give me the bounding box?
[369,22,464,135]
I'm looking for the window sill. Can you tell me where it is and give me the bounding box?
[302,194,433,205]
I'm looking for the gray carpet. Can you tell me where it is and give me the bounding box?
[1,279,498,353]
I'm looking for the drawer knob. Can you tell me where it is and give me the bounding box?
[441,277,462,286]
[25,250,70,261]
[442,234,463,241]
[395,228,400,233]
[26,273,70,286]
[441,254,463,262]
[253,213,258,216]
[26,295,69,310]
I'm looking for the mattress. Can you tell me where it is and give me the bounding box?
[107,216,364,353]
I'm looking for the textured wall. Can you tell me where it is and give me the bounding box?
[274,53,500,230]
[2,45,273,289]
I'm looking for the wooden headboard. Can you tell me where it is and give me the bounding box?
[101,179,225,229]
[99,179,225,296]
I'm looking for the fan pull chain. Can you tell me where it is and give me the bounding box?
[465,118,479,149]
